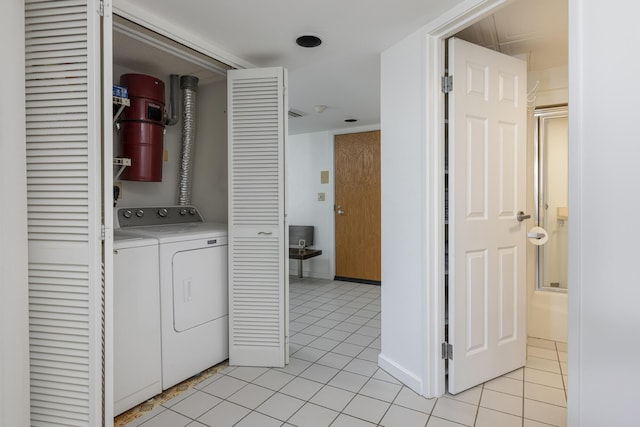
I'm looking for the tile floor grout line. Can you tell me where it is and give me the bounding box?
[125,280,567,427]
[556,340,569,403]
[290,329,379,364]
[521,368,526,427]
[290,318,381,368]
[292,294,380,347]
[309,281,446,426]
[222,344,385,422]
[287,292,387,425]
[473,383,484,427]
[130,281,384,426]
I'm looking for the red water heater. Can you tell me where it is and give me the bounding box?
[119,74,165,181]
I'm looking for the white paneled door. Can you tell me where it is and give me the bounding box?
[227,67,289,367]
[448,38,527,394]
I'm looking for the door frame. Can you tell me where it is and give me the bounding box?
[420,0,523,397]
[333,130,382,284]
[329,124,381,281]
[423,2,578,415]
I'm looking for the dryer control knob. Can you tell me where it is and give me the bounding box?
[158,208,168,217]
[179,208,187,216]
[123,210,132,219]
[136,209,144,218]
[189,208,196,215]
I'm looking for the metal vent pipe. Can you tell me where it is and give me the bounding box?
[177,75,199,206]
[165,74,180,126]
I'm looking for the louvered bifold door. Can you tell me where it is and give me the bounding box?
[25,1,104,425]
[228,67,288,367]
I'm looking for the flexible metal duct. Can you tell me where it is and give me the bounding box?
[177,75,199,205]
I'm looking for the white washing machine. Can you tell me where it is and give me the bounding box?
[113,230,161,414]
[116,206,228,389]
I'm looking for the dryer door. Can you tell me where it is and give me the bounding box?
[172,245,228,332]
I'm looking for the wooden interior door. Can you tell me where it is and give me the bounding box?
[334,131,381,283]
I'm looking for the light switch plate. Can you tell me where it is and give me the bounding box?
[320,170,329,184]
[317,192,325,201]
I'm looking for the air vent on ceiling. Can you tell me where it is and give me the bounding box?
[288,109,305,118]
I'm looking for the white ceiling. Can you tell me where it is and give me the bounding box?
[455,0,567,72]
[112,0,566,135]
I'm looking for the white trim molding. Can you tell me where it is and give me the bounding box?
[112,1,255,70]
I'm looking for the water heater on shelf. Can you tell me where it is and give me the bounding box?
[118,73,165,182]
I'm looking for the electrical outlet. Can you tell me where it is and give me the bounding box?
[317,192,325,201]
[114,182,122,199]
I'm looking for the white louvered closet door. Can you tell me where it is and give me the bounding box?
[228,67,289,367]
[25,1,106,425]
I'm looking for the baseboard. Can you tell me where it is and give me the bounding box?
[377,352,424,395]
[334,276,381,286]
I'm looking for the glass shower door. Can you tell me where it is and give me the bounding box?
[535,106,569,290]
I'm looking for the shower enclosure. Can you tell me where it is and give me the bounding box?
[534,106,569,291]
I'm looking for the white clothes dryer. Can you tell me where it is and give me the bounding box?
[116,206,228,389]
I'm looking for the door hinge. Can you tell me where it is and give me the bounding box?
[98,0,104,16]
[442,342,453,360]
[100,224,105,241]
[441,75,453,93]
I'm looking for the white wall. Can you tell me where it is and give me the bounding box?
[568,1,640,425]
[113,63,227,220]
[529,65,568,107]
[0,1,31,425]
[287,131,335,279]
[379,30,428,392]
[286,125,382,279]
[191,80,228,222]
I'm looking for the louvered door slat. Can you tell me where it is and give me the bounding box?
[228,67,288,367]
[25,0,103,424]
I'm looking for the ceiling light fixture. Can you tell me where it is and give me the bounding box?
[296,35,322,48]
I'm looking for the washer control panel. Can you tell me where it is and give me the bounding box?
[116,206,204,228]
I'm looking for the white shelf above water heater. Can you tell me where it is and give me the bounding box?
[113,95,130,124]
[113,157,131,180]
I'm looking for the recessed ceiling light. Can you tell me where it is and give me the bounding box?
[296,35,322,48]
[345,118,358,123]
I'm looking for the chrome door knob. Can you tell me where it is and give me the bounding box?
[516,211,531,222]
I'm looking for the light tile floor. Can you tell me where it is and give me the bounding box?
[124,278,567,427]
